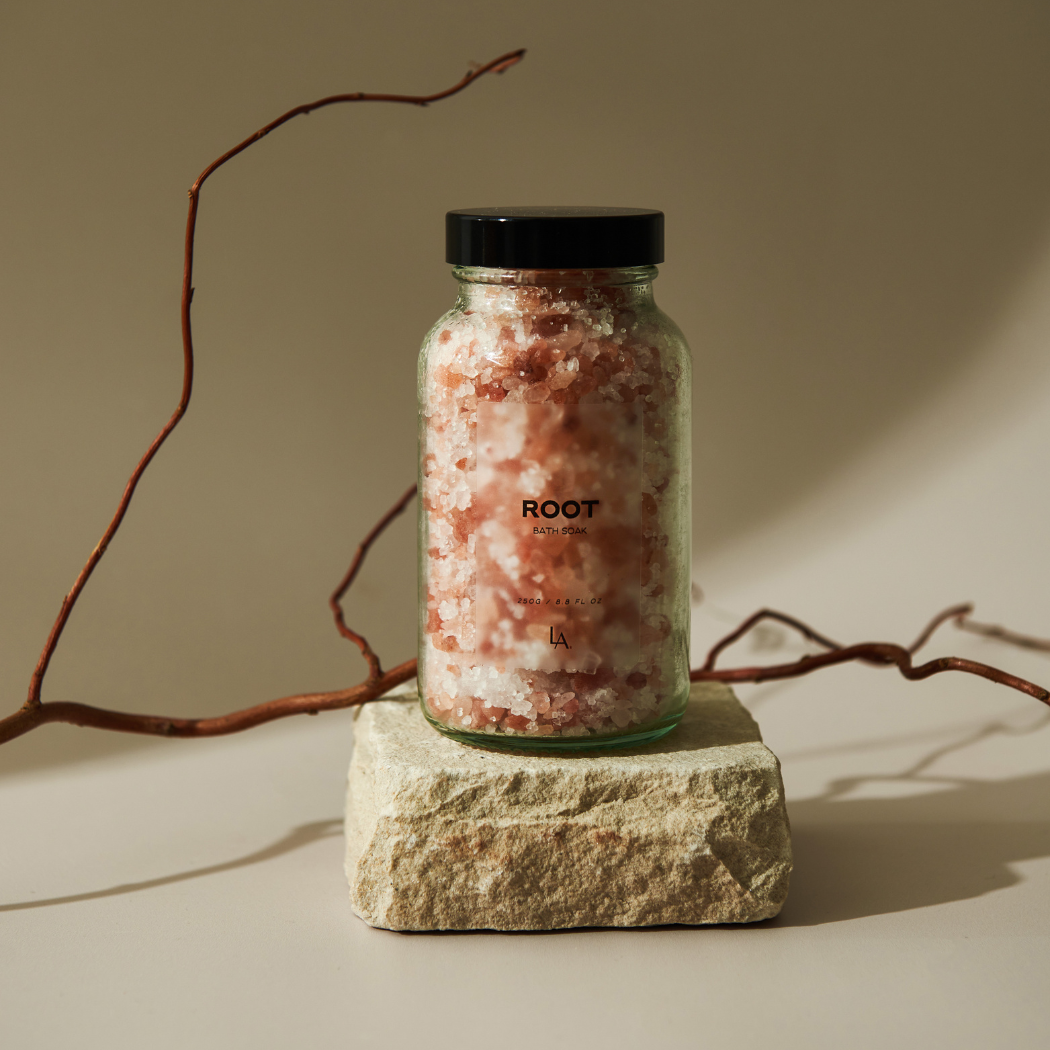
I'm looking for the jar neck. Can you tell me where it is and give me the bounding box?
[453,265,657,310]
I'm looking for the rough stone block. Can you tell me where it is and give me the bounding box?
[345,681,792,931]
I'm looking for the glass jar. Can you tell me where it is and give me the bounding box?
[418,207,691,751]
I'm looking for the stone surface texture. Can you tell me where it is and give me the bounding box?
[345,682,792,931]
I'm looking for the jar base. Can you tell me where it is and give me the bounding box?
[420,704,684,754]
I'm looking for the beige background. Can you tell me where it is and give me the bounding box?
[3,2,1050,1047]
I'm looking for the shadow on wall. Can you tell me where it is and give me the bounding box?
[680,3,1050,556]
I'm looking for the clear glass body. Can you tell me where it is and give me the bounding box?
[418,265,691,751]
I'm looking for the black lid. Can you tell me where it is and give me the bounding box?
[446,207,664,268]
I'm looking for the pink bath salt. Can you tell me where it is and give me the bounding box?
[547,368,577,391]
[529,692,551,714]
[470,699,507,729]
[522,382,551,403]
[420,234,689,746]
[430,692,454,714]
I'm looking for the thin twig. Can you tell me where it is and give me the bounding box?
[909,602,974,654]
[0,661,419,745]
[955,614,1050,653]
[700,608,841,671]
[694,604,1050,706]
[20,50,524,716]
[1,485,421,745]
[329,484,417,679]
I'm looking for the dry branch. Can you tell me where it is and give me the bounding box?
[3,45,1049,750]
[4,474,1049,744]
[955,615,1050,653]
[691,603,1050,706]
[1,52,524,746]
[329,483,418,680]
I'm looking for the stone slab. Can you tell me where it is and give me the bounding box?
[344,681,792,931]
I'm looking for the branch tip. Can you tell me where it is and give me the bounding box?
[14,47,1050,749]
[19,52,522,717]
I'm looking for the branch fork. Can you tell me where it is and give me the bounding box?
[3,47,1048,749]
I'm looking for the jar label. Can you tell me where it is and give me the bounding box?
[475,401,642,672]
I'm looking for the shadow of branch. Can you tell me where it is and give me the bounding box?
[777,713,1050,926]
[0,818,342,913]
